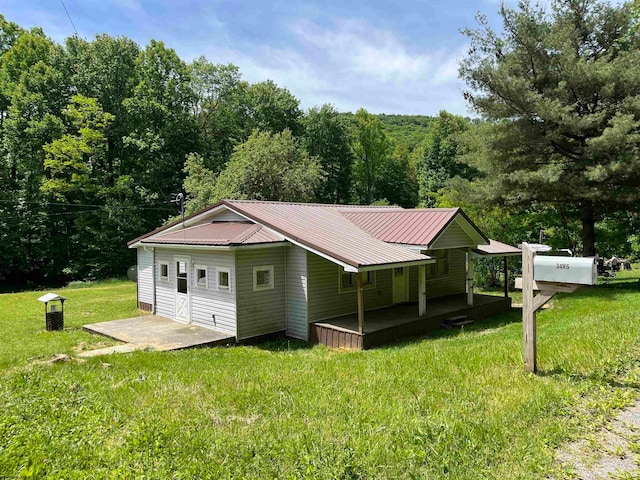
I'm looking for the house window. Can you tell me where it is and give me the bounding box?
[339,270,375,293]
[195,265,208,288]
[253,265,274,291]
[176,261,188,294]
[159,262,169,281]
[426,250,449,280]
[217,267,230,291]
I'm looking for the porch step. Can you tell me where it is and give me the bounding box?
[442,315,474,329]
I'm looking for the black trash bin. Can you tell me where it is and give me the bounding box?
[37,293,68,331]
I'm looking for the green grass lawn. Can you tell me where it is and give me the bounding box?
[2,273,640,478]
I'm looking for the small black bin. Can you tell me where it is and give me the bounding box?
[46,311,64,331]
[38,293,68,332]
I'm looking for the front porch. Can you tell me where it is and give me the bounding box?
[310,294,512,349]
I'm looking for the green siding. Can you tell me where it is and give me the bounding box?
[307,252,393,322]
[431,220,477,249]
[236,247,286,340]
[425,248,466,298]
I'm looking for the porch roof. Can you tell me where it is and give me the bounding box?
[472,239,521,257]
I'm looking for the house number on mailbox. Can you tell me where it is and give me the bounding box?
[556,263,570,269]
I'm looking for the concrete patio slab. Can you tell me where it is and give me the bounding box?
[83,315,234,352]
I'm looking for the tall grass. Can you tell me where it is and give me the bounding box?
[1,274,640,478]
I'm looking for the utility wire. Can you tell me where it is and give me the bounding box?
[60,0,78,36]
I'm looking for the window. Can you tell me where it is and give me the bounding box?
[253,265,274,291]
[217,267,230,291]
[195,265,208,288]
[339,270,375,293]
[159,262,169,281]
[426,250,449,280]
[176,260,188,294]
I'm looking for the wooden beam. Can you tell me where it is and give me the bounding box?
[418,264,426,317]
[533,290,558,311]
[467,248,474,306]
[514,277,581,293]
[522,243,536,374]
[503,257,509,298]
[356,272,364,335]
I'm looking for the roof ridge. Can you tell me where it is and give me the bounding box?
[231,224,263,244]
[225,199,402,209]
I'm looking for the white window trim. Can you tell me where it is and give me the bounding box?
[253,265,274,291]
[338,270,376,294]
[159,261,169,282]
[195,264,208,289]
[217,267,231,292]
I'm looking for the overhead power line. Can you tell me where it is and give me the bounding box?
[60,0,78,36]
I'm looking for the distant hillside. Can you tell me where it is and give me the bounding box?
[377,114,434,149]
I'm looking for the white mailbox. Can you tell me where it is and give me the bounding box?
[533,256,597,285]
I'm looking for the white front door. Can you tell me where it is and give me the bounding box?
[175,256,191,322]
[393,267,409,304]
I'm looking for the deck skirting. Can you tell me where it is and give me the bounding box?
[310,296,512,349]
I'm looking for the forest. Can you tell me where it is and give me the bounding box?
[2,0,640,288]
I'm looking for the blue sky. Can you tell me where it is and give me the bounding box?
[1,0,517,115]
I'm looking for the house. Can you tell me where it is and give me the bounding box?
[128,200,521,349]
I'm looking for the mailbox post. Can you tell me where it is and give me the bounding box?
[37,293,68,331]
[517,243,597,373]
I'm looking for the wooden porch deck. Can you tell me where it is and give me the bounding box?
[310,294,512,349]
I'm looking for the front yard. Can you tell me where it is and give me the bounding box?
[2,273,640,478]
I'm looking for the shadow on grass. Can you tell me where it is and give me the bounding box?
[373,308,523,351]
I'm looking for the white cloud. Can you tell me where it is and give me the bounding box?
[198,18,471,116]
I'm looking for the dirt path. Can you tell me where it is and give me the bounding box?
[556,400,640,479]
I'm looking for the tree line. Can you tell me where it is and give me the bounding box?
[2,0,640,288]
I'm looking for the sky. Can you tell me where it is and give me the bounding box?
[0,0,519,116]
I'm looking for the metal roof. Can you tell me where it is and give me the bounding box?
[341,209,460,246]
[142,222,284,246]
[38,293,68,303]
[224,200,431,269]
[472,239,521,257]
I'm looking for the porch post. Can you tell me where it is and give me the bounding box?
[503,257,509,298]
[418,264,426,317]
[467,248,474,306]
[356,272,364,334]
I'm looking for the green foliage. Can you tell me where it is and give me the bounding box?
[213,129,324,202]
[245,80,303,137]
[189,57,249,171]
[418,110,474,207]
[3,275,640,477]
[302,104,353,203]
[183,153,217,215]
[351,108,390,204]
[377,113,433,149]
[374,142,419,207]
[42,95,115,200]
[459,0,640,255]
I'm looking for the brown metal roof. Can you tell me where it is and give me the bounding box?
[224,200,430,269]
[340,209,459,245]
[141,222,284,246]
[473,240,521,257]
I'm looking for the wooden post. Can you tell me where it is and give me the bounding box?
[418,264,426,317]
[522,243,536,373]
[467,249,474,306]
[356,272,364,335]
[504,257,509,298]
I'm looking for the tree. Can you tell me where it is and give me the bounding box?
[183,153,217,215]
[459,0,640,256]
[245,80,303,137]
[374,142,419,208]
[212,129,323,202]
[302,104,353,203]
[351,108,390,204]
[417,111,474,207]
